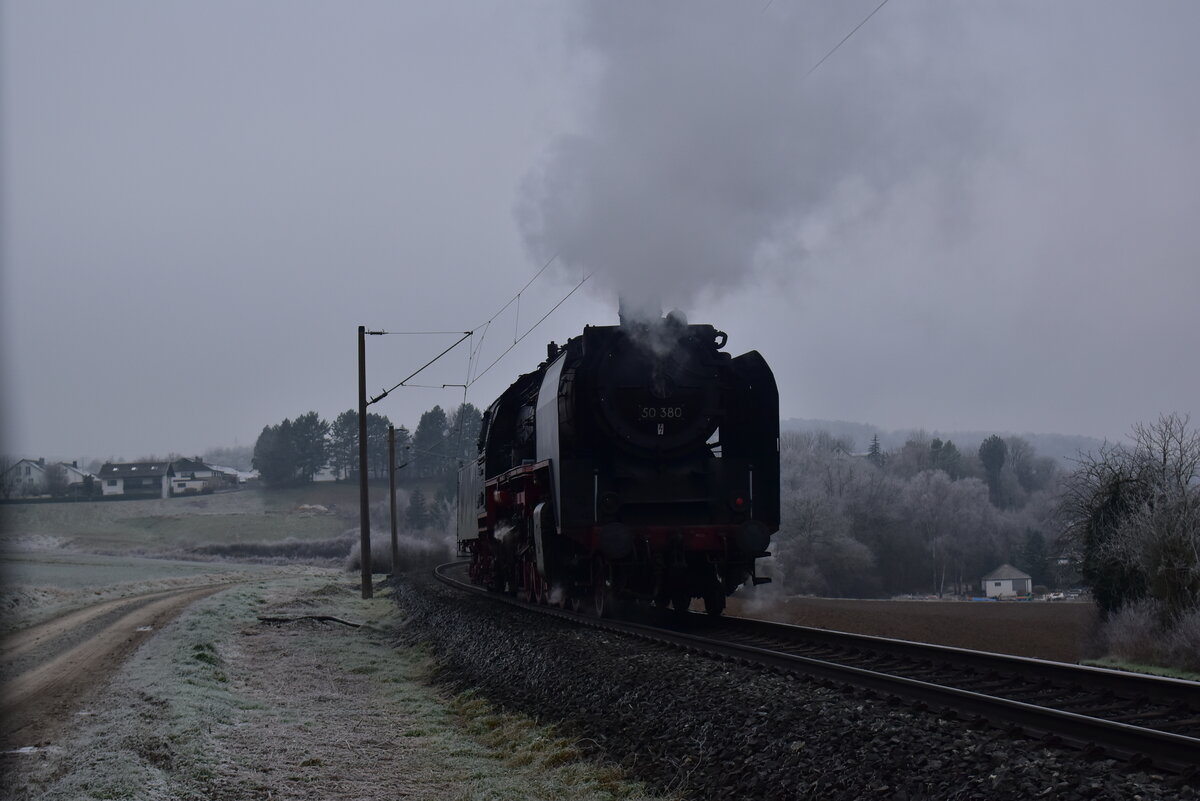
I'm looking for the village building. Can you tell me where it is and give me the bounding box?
[205,464,248,488]
[170,455,240,494]
[982,563,1033,599]
[2,458,92,497]
[169,457,225,495]
[2,458,48,496]
[4,457,241,501]
[98,462,173,499]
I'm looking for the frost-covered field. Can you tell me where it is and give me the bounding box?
[2,575,668,801]
[4,550,270,588]
[1,491,660,799]
[0,487,354,554]
[0,489,359,632]
[0,549,307,635]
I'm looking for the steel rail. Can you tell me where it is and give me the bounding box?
[695,614,1200,709]
[432,561,1200,775]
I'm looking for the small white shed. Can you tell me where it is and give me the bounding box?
[982,564,1032,598]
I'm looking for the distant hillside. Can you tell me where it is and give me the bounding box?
[781,418,1106,465]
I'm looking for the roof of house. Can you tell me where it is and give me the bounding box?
[2,459,46,478]
[99,462,173,480]
[983,563,1032,581]
[171,457,211,472]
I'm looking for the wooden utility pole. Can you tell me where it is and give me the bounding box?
[389,425,399,577]
[358,325,372,599]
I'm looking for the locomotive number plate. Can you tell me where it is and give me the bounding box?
[638,406,685,420]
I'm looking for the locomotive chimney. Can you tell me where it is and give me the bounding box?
[547,341,559,360]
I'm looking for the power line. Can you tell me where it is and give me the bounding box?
[369,330,472,336]
[369,331,473,405]
[469,253,559,335]
[517,253,559,296]
[804,0,891,79]
[469,272,592,387]
[466,320,492,386]
[364,252,571,412]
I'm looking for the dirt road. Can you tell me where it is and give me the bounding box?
[3,575,665,801]
[1,584,229,750]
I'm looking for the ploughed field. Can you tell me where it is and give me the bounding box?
[727,596,1097,663]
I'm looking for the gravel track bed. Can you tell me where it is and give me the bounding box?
[396,573,1191,801]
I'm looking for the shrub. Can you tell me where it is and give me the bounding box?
[344,529,453,573]
[1100,599,1160,665]
[190,536,353,563]
[1161,607,1200,672]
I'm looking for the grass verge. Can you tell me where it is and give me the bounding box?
[1080,656,1200,682]
[2,574,672,801]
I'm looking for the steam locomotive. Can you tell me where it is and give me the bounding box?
[456,311,779,615]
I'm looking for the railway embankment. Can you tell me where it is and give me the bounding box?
[402,571,1192,801]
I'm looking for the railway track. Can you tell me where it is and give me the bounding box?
[434,560,1200,776]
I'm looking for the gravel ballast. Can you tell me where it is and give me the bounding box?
[396,572,1192,801]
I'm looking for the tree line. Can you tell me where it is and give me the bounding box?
[772,430,1062,600]
[774,414,1199,670]
[251,403,482,489]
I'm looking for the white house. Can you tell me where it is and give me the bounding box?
[60,462,90,486]
[2,458,48,496]
[98,462,172,498]
[2,459,92,497]
[169,457,222,495]
[982,564,1033,598]
[205,464,246,487]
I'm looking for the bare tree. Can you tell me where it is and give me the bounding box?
[0,454,14,498]
[45,463,70,497]
[1110,416,1200,620]
[1060,413,1200,621]
[889,432,933,479]
[903,470,992,597]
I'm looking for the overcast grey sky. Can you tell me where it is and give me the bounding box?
[2,1,1197,463]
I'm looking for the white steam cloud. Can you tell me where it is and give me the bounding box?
[518,2,988,313]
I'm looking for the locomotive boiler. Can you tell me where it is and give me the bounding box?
[456,311,778,615]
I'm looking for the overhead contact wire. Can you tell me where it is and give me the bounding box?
[369,331,473,405]
[469,272,591,387]
[367,253,568,409]
[804,0,891,79]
